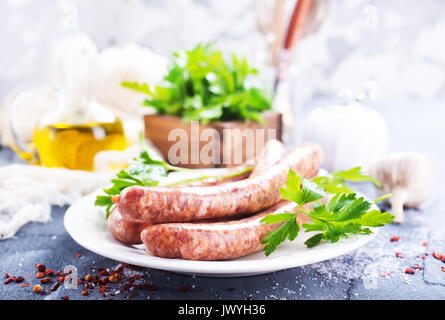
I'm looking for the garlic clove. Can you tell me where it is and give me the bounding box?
[370,152,433,224]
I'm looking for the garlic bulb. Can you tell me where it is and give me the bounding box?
[302,104,389,172]
[370,152,433,224]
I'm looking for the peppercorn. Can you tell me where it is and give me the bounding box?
[108,273,120,283]
[33,284,42,293]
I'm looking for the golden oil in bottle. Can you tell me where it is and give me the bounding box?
[33,117,128,171]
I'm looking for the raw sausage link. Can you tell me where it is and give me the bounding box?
[118,143,323,224]
[108,140,284,244]
[108,208,148,245]
[140,201,299,260]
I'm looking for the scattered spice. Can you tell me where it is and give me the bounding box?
[423,242,428,247]
[390,236,400,242]
[4,277,16,285]
[5,273,10,278]
[36,272,45,279]
[45,269,54,276]
[36,264,46,272]
[405,268,415,275]
[15,276,25,283]
[61,295,69,300]
[50,282,61,292]
[179,286,192,293]
[395,252,403,258]
[33,284,42,293]
[432,252,445,262]
[81,291,89,296]
[20,283,30,288]
[75,254,81,259]
[40,277,52,284]
[85,275,93,282]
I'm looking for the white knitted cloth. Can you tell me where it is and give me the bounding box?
[0,164,112,240]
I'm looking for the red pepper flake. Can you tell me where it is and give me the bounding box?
[55,272,64,277]
[4,277,16,285]
[380,272,392,278]
[441,267,445,272]
[15,276,25,283]
[413,264,420,269]
[179,286,192,293]
[433,252,443,259]
[5,273,10,279]
[405,268,415,275]
[81,291,89,296]
[20,283,30,288]
[395,252,403,258]
[128,292,139,299]
[108,297,113,300]
[423,242,428,247]
[40,290,46,295]
[36,272,45,279]
[99,286,106,293]
[390,236,400,242]
[45,269,54,276]
[61,296,69,300]
[422,255,426,260]
[35,264,46,272]
[40,277,52,284]
[75,253,81,259]
[50,282,61,292]
[112,195,121,204]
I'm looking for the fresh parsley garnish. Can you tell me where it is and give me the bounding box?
[122,43,272,124]
[261,169,394,256]
[311,167,381,194]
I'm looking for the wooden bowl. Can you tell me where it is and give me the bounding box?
[144,111,282,169]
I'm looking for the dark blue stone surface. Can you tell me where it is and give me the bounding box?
[1,100,445,300]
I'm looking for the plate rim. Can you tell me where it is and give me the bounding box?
[64,191,378,277]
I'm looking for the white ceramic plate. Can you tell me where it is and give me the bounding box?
[64,183,378,277]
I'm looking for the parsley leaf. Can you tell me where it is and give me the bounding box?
[261,215,299,256]
[279,170,327,206]
[261,169,394,256]
[312,167,381,194]
[122,43,272,124]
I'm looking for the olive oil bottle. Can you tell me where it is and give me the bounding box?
[2,33,128,171]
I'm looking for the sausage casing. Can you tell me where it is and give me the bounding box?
[119,143,323,224]
[140,201,299,260]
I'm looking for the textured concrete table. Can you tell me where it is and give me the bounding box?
[1,100,445,300]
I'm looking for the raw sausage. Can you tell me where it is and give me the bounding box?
[108,208,148,245]
[141,200,318,260]
[108,140,287,245]
[140,201,299,260]
[118,143,323,224]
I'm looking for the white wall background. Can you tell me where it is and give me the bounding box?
[1,0,445,103]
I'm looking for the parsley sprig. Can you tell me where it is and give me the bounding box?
[122,43,272,124]
[261,168,394,256]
